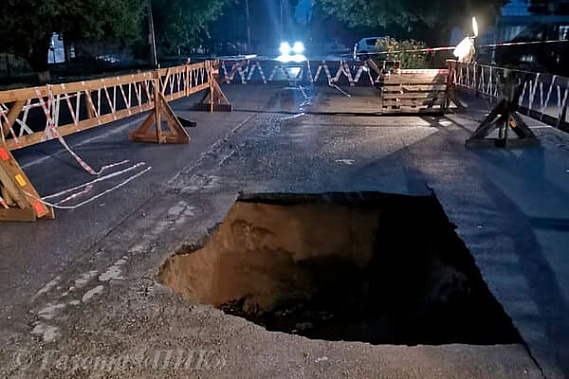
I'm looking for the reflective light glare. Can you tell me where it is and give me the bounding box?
[280,42,291,55]
[276,53,307,63]
[472,17,479,38]
[291,54,306,63]
[293,41,305,54]
[453,37,473,59]
[289,67,301,76]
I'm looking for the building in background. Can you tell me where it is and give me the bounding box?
[495,0,569,43]
[473,0,569,73]
[48,33,66,64]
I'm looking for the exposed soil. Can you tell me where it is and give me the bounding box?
[159,192,521,346]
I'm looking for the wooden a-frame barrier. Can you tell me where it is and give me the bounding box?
[0,60,230,221]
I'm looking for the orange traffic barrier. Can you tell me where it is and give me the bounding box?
[0,60,230,221]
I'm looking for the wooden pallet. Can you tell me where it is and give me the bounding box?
[379,70,449,114]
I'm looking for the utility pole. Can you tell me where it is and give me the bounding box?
[147,0,158,68]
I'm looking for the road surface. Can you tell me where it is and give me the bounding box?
[1,83,568,378]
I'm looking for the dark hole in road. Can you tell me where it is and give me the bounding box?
[159,192,521,345]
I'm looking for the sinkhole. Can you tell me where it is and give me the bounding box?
[159,193,521,345]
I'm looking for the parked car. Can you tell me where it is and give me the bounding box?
[353,37,388,60]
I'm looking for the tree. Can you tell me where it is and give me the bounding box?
[61,0,145,57]
[315,0,508,45]
[0,0,144,82]
[151,0,227,55]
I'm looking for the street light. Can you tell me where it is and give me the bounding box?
[472,16,479,38]
[453,17,479,63]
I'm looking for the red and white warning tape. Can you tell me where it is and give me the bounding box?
[331,61,355,85]
[34,87,130,176]
[55,185,94,206]
[246,62,268,84]
[0,104,20,143]
[42,162,147,201]
[0,195,9,209]
[482,39,569,48]
[358,39,569,57]
[312,62,333,83]
[29,163,151,210]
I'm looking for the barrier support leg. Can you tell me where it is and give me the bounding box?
[466,72,539,147]
[445,66,466,113]
[129,79,191,144]
[0,144,54,221]
[194,62,232,112]
[466,98,539,147]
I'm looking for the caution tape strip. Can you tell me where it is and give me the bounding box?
[55,185,93,206]
[34,87,130,176]
[42,162,147,200]
[0,195,9,209]
[356,39,569,57]
[0,104,20,143]
[28,165,151,210]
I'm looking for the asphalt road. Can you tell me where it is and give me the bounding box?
[0,83,568,378]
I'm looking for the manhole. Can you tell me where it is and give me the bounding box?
[159,193,521,345]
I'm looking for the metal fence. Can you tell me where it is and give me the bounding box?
[447,60,569,130]
[218,59,385,86]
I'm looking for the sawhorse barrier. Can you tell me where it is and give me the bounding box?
[219,59,452,114]
[0,60,230,221]
[465,72,539,147]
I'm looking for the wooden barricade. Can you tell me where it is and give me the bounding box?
[377,69,450,114]
[0,60,230,221]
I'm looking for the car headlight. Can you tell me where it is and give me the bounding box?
[292,42,305,54]
[279,42,291,55]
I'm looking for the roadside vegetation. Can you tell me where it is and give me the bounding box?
[0,0,225,83]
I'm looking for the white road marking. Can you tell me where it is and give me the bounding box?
[184,175,221,191]
[82,285,105,303]
[99,258,127,282]
[129,244,147,255]
[32,276,61,301]
[74,270,99,289]
[335,159,355,165]
[38,303,66,320]
[31,322,59,342]
[168,204,187,216]
[150,201,197,236]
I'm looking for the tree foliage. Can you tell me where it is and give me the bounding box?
[315,0,508,43]
[377,37,430,68]
[0,0,144,78]
[0,0,228,78]
[152,0,227,54]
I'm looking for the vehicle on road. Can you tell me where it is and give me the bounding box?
[353,37,388,60]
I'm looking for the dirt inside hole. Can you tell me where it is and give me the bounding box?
[159,193,521,345]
